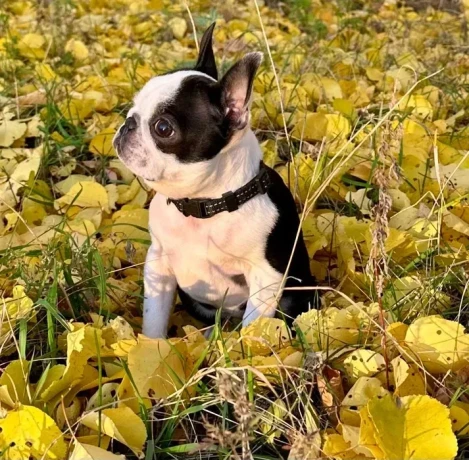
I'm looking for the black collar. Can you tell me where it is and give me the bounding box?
[167,162,272,219]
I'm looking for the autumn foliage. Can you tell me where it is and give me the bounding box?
[1,0,469,458]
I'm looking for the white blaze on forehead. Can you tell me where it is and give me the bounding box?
[130,70,217,120]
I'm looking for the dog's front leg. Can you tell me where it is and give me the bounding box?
[142,242,176,338]
[242,264,283,327]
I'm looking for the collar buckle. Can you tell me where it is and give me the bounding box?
[182,199,207,218]
[222,191,239,212]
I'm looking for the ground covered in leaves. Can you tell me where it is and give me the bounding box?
[1,0,469,458]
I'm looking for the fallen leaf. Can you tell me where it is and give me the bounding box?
[405,315,469,373]
[168,17,187,40]
[391,357,426,397]
[344,349,386,383]
[89,127,117,156]
[0,116,27,147]
[54,182,112,213]
[241,317,289,355]
[366,394,457,460]
[128,335,195,401]
[70,441,125,460]
[81,406,147,457]
[0,404,67,460]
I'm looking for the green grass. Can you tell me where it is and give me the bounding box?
[1,0,469,458]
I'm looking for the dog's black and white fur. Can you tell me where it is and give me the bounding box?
[114,24,318,338]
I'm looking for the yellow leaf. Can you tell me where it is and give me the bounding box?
[116,178,143,205]
[117,374,147,413]
[333,98,356,119]
[405,315,469,373]
[54,181,111,213]
[345,189,373,215]
[436,140,461,165]
[75,435,110,449]
[108,159,135,184]
[70,441,125,460]
[168,17,187,40]
[278,152,316,203]
[302,215,328,258]
[65,39,89,61]
[40,324,108,402]
[182,325,207,361]
[81,407,147,457]
[55,397,81,430]
[37,364,66,399]
[295,304,379,352]
[66,218,96,236]
[260,399,288,443]
[449,405,469,436]
[443,211,469,236]
[398,95,433,120]
[341,377,389,427]
[325,113,351,140]
[358,407,385,458]
[323,432,367,459]
[341,216,369,244]
[0,404,67,460]
[241,317,289,355]
[0,360,30,407]
[56,99,95,124]
[22,199,47,226]
[85,383,119,411]
[389,206,420,231]
[35,63,57,82]
[54,175,95,195]
[400,119,432,163]
[1,286,35,351]
[391,357,426,397]
[112,208,149,240]
[291,112,328,141]
[128,335,195,401]
[89,127,117,156]
[302,74,343,102]
[0,117,27,147]
[341,422,378,458]
[344,350,386,383]
[111,338,138,357]
[365,67,384,82]
[366,394,457,460]
[18,33,46,59]
[72,207,102,231]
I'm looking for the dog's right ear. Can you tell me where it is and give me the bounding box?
[194,22,218,81]
[220,52,263,131]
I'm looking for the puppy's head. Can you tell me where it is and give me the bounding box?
[113,23,262,187]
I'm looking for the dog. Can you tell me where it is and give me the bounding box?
[113,23,318,338]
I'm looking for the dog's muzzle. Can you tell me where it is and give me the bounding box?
[113,114,139,153]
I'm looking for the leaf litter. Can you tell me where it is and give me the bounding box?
[1,0,469,458]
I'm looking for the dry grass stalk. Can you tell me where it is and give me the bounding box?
[287,429,321,460]
[366,100,402,388]
[200,371,255,459]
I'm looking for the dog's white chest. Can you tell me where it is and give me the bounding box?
[148,193,278,308]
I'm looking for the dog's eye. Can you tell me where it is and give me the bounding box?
[154,118,174,138]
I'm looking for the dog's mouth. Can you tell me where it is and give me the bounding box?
[115,146,158,183]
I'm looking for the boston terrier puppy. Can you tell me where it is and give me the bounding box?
[113,23,319,338]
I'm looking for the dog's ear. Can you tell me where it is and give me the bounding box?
[194,22,218,80]
[220,52,263,131]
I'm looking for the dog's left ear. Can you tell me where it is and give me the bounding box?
[220,52,263,131]
[194,22,218,80]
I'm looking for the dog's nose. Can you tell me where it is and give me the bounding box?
[125,115,138,130]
